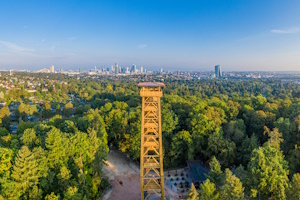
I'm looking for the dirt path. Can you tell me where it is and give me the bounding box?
[102,150,141,200]
[102,150,180,200]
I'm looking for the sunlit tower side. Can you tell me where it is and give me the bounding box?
[138,82,165,200]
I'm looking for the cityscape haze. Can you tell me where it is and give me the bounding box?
[1,1,300,71]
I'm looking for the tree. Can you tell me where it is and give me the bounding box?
[46,128,69,168]
[11,146,39,196]
[288,145,300,176]
[251,94,267,110]
[45,192,60,200]
[249,142,289,199]
[0,127,11,147]
[161,104,178,137]
[190,103,226,138]
[199,179,219,200]
[263,126,283,150]
[287,173,300,200]
[21,128,40,149]
[105,109,127,143]
[43,101,52,118]
[70,130,93,165]
[64,102,73,117]
[274,117,292,153]
[28,185,42,200]
[57,165,71,192]
[118,108,140,160]
[220,169,245,200]
[204,132,236,167]
[207,156,223,187]
[0,107,10,130]
[17,104,37,122]
[224,119,246,144]
[238,134,258,166]
[64,186,83,200]
[187,183,199,200]
[60,120,77,133]
[170,130,194,165]
[235,165,251,195]
[0,147,13,177]
[32,147,49,178]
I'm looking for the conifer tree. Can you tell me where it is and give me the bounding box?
[287,173,300,200]
[88,128,99,157]
[21,128,40,149]
[32,147,48,178]
[46,128,69,168]
[220,169,245,200]
[0,147,13,177]
[187,183,199,200]
[11,146,39,196]
[249,142,288,199]
[199,179,219,200]
[207,156,223,187]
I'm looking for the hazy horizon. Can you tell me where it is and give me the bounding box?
[1,0,300,71]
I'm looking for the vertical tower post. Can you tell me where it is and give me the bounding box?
[138,82,165,200]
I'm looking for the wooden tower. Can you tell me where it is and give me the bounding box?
[138,82,165,200]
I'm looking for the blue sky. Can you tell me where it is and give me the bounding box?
[0,0,300,71]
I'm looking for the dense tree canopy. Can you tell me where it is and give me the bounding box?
[1,72,300,199]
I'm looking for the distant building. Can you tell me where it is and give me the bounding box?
[215,65,222,78]
[111,65,114,72]
[141,66,143,74]
[160,68,163,73]
[115,63,119,75]
[50,65,55,73]
[131,64,137,74]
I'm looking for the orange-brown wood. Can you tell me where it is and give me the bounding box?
[139,83,165,200]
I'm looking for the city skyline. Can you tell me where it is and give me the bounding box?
[1,0,300,71]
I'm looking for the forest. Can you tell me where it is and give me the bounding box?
[1,72,300,199]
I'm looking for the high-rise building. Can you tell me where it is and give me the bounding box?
[115,63,119,75]
[141,66,143,74]
[160,68,163,74]
[50,65,55,73]
[215,65,222,77]
[111,65,114,72]
[131,64,137,74]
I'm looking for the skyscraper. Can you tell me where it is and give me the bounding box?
[115,63,119,75]
[50,65,55,73]
[131,64,136,74]
[215,65,222,78]
[141,66,143,74]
